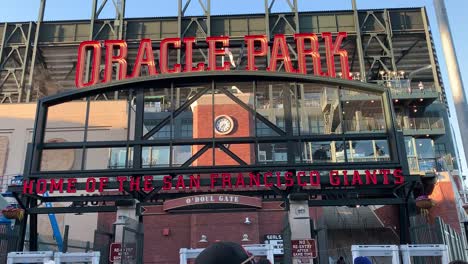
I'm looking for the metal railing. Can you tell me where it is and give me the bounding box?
[377,80,438,95]
[396,117,445,131]
[343,119,386,132]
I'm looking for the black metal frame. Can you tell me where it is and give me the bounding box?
[9,71,419,249]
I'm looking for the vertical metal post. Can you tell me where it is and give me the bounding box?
[352,0,366,80]
[29,199,38,251]
[177,0,182,65]
[0,23,7,67]
[292,0,299,32]
[433,0,468,171]
[383,9,397,72]
[133,90,144,169]
[18,22,33,103]
[26,0,46,103]
[264,0,271,63]
[206,0,211,37]
[399,203,410,244]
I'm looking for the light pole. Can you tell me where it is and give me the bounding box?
[433,0,468,174]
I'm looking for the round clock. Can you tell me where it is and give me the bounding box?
[214,115,235,135]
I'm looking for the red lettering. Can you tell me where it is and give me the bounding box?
[103,40,128,83]
[249,172,260,187]
[342,170,349,186]
[23,180,34,194]
[175,175,185,190]
[365,170,377,185]
[222,173,232,188]
[275,172,282,187]
[309,171,320,187]
[244,35,268,71]
[160,38,182,74]
[235,173,245,188]
[130,39,157,78]
[285,171,294,187]
[189,174,200,189]
[162,176,172,190]
[143,176,153,192]
[268,34,295,72]
[86,178,96,192]
[75,40,101,88]
[210,173,219,189]
[264,172,273,187]
[36,179,48,194]
[393,169,404,184]
[322,32,350,79]
[294,33,324,75]
[99,177,109,192]
[352,170,363,185]
[330,171,340,186]
[67,178,77,193]
[296,171,307,187]
[116,176,127,192]
[206,36,230,71]
[183,37,205,72]
[381,169,390,184]
[49,179,64,193]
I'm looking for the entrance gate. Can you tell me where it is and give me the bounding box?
[8,72,422,263]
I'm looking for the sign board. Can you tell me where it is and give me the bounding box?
[264,234,284,255]
[163,194,262,211]
[291,239,317,259]
[109,243,136,262]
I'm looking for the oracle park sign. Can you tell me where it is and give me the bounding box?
[75,33,351,88]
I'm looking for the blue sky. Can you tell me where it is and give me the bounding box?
[1,0,467,174]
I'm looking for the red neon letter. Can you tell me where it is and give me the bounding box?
[380,169,391,185]
[160,38,182,74]
[143,176,153,192]
[296,171,307,187]
[263,172,273,187]
[86,178,96,193]
[206,36,230,71]
[285,172,294,187]
[36,179,48,194]
[162,176,172,190]
[244,35,268,71]
[75,40,101,88]
[67,178,77,193]
[130,39,157,78]
[268,34,295,73]
[116,176,127,192]
[50,178,64,193]
[99,177,109,192]
[183,37,205,72]
[393,169,405,184]
[322,32,351,79]
[23,180,34,194]
[103,40,128,83]
[329,171,340,186]
[294,33,324,76]
[310,171,321,187]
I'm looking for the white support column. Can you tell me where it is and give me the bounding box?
[288,195,312,264]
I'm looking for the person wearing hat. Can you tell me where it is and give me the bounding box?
[195,241,255,264]
[354,256,372,264]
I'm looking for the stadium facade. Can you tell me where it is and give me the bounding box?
[0,1,467,263]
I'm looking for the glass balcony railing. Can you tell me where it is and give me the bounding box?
[407,154,454,174]
[377,80,438,96]
[343,119,386,133]
[396,117,445,132]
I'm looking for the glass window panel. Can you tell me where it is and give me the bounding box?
[348,140,375,162]
[374,140,390,161]
[142,146,170,168]
[87,90,131,141]
[299,141,335,163]
[173,83,212,140]
[45,100,86,142]
[85,147,132,170]
[341,88,385,133]
[172,145,194,167]
[416,138,435,159]
[255,82,290,136]
[257,143,288,164]
[405,137,416,156]
[214,144,255,166]
[297,83,339,135]
[40,148,82,171]
[144,88,172,140]
[214,82,255,139]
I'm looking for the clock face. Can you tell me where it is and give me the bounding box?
[214,115,234,135]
